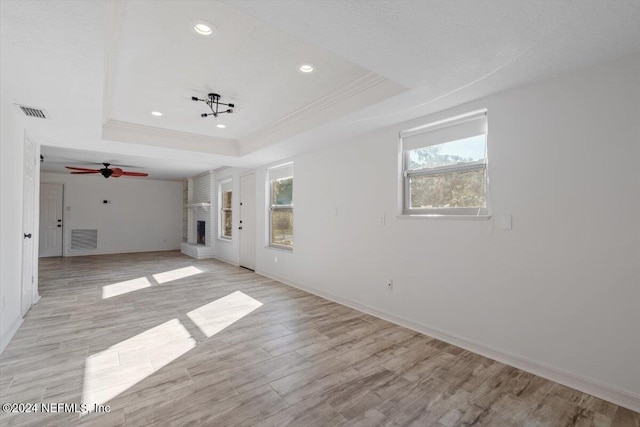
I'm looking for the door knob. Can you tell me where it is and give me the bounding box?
[24,233,32,239]
[238,226,243,230]
[57,225,62,228]
[57,219,62,222]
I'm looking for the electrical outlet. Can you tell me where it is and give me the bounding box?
[274,255,278,263]
[386,279,393,291]
[378,214,386,226]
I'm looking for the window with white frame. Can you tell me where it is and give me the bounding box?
[218,179,232,239]
[400,110,488,216]
[267,163,293,249]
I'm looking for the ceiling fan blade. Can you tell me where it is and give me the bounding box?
[65,166,99,172]
[120,171,149,177]
[103,162,140,168]
[70,171,100,174]
[48,159,105,166]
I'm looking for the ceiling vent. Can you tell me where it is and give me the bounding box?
[16,104,48,119]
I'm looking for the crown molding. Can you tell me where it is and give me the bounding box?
[102,120,240,157]
[101,73,406,158]
[239,71,407,155]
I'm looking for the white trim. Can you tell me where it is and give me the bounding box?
[266,244,293,253]
[0,316,24,354]
[211,254,239,267]
[65,248,180,257]
[102,120,238,157]
[396,214,491,220]
[406,160,486,176]
[239,72,394,155]
[255,270,640,413]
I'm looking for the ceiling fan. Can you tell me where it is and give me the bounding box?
[65,163,148,179]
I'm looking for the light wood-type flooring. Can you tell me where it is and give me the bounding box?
[1,251,638,426]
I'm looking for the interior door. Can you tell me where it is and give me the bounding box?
[39,183,63,257]
[239,173,256,270]
[22,136,36,316]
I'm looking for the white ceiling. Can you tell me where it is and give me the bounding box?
[2,0,639,181]
[108,1,387,140]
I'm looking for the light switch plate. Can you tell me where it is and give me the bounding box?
[500,214,512,230]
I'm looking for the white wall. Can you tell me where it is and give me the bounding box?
[0,107,26,351]
[253,55,640,409]
[40,173,183,256]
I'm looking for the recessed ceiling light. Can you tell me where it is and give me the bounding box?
[151,111,163,117]
[190,20,214,36]
[216,124,226,129]
[298,63,315,73]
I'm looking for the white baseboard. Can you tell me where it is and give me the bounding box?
[212,255,239,267]
[63,247,181,257]
[0,315,24,354]
[256,270,640,413]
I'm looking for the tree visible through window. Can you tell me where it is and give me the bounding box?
[401,111,488,216]
[219,180,232,239]
[268,164,293,249]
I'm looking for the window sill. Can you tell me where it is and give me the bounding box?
[397,214,491,220]
[267,245,293,253]
[217,237,232,243]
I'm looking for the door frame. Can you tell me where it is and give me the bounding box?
[39,181,65,257]
[239,171,256,270]
[22,133,41,315]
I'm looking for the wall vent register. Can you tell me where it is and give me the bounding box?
[70,229,98,250]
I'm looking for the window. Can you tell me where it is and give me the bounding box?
[267,163,293,249]
[218,180,232,239]
[400,110,488,216]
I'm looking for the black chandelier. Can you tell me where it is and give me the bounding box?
[191,93,235,118]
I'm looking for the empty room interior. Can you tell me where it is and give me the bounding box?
[1,1,639,426]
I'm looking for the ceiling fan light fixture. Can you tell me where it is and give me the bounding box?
[217,124,226,129]
[190,20,214,36]
[193,92,236,120]
[151,111,163,116]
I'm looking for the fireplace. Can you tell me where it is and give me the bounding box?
[197,221,205,245]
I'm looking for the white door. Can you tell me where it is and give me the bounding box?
[239,173,256,270]
[39,183,64,257]
[22,136,36,316]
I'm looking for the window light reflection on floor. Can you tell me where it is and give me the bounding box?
[82,291,262,411]
[187,291,263,338]
[102,277,152,299]
[82,319,195,410]
[153,266,203,284]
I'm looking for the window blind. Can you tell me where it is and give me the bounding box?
[401,110,487,151]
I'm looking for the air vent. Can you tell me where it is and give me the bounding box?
[71,229,98,251]
[17,104,48,119]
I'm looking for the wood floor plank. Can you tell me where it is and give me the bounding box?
[0,251,636,426]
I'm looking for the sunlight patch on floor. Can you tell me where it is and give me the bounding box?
[153,266,203,284]
[102,276,152,299]
[82,319,195,409]
[187,291,263,338]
